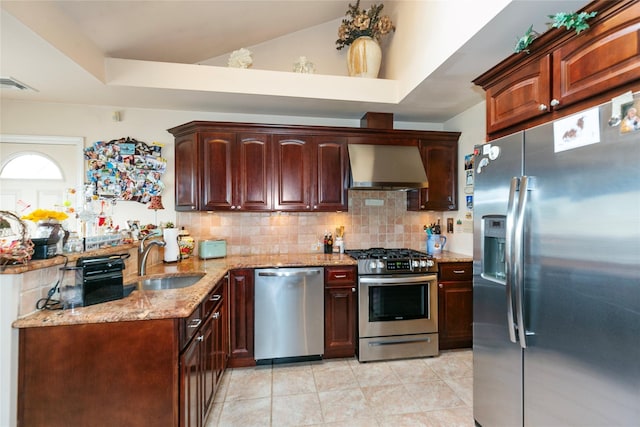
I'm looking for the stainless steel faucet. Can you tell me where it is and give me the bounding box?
[138,233,166,276]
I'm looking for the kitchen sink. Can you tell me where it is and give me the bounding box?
[124,274,206,294]
[140,274,205,290]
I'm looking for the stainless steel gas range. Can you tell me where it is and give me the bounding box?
[345,248,439,362]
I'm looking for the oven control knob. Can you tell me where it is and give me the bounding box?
[412,260,419,268]
[369,261,378,270]
[427,260,434,268]
[377,260,384,269]
[419,260,428,268]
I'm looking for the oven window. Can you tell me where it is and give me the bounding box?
[369,284,429,321]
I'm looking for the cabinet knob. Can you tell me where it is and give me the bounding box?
[352,287,356,293]
[306,205,310,209]
[196,335,204,342]
[438,283,443,288]
[313,205,318,210]
[550,99,560,107]
[209,294,222,302]
[420,205,425,209]
[191,206,196,210]
[230,206,236,210]
[538,104,548,111]
[213,312,220,319]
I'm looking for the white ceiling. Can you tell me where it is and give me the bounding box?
[0,1,587,123]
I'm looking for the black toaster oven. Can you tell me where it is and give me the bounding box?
[75,254,130,306]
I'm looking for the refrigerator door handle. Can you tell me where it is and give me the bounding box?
[514,175,533,348]
[505,177,519,344]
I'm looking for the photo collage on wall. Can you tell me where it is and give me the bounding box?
[84,137,166,204]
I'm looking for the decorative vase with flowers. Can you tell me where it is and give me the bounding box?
[21,209,69,255]
[336,0,395,78]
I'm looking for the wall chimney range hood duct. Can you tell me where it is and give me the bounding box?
[348,144,428,191]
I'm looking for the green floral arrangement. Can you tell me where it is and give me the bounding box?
[548,11,597,34]
[336,0,395,50]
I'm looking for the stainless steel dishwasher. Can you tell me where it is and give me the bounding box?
[254,267,324,361]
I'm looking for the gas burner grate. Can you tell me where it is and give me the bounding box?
[345,248,431,260]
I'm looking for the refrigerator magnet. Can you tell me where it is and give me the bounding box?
[553,107,600,153]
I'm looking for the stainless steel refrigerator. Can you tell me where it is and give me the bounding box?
[473,94,640,427]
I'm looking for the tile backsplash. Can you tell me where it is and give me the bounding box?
[177,191,442,256]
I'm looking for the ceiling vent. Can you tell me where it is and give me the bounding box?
[0,77,37,92]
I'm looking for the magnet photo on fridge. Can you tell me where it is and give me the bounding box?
[620,100,640,134]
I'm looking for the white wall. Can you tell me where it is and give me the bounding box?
[443,100,486,256]
[1,99,442,231]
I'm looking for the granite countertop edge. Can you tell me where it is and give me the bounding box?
[12,253,357,329]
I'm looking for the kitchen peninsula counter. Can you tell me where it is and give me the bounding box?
[12,253,356,329]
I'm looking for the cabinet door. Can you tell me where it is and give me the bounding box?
[201,315,215,421]
[438,262,473,350]
[228,269,255,367]
[324,266,357,358]
[180,335,202,427]
[214,295,228,386]
[408,139,458,211]
[175,134,200,211]
[273,135,312,211]
[201,132,234,211]
[235,133,272,211]
[313,136,348,212]
[552,1,640,110]
[324,285,357,358]
[485,55,551,134]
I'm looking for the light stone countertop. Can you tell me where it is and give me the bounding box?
[12,253,357,329]
[434,251,473,264]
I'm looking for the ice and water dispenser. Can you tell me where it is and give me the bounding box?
[482,215,506,282]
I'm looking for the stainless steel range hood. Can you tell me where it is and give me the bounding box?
[348,144,428,190]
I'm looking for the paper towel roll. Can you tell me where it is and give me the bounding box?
[163,228,180,262]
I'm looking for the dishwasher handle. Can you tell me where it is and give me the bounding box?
[257,269,322,278]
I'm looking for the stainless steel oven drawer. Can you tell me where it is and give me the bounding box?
[358,333,439,362]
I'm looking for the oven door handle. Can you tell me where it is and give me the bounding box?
[359,275,435,285]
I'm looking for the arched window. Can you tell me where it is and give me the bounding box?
[0,153,64,180]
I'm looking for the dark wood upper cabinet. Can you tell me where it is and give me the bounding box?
[272,135,348,212]
[201,132,271,212]
[201,132,234,211]
[474,0,640,139]
[169,122,460,212]
[484,55,551,134]
[551,1,640,109]
[314,136,349,211]
[273,135,312,211]
[235,134,272,211]
[407,135,459,211]
[174,134,200,211]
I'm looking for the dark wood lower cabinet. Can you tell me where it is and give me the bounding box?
[181,278,227,427]
[18,319,179,427]
[438,262,473,350]
[228,269,255,367]
[324,266,357,358]
[18,279,228,427]
[181,329,203,427]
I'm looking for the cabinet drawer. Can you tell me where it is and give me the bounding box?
[325,267,356,286]
[438,262,472,281]
[180,305,203,350]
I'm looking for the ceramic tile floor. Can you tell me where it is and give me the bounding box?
[205,349,473,427]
